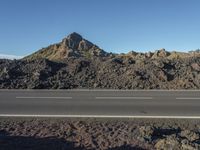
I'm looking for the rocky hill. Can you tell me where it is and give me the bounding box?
[24,32,109,61]
[0,33,200,89]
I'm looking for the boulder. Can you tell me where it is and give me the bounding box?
[180,130,199,142]
[155,135,181,150]
[139,126,155,141]
[191,63,200,71]
[152,49,170,59]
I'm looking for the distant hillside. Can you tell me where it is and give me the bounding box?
[0,54,23,60]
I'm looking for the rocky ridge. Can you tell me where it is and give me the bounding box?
[0,32,200,89]
[24,32,200,61]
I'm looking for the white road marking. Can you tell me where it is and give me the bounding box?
[0,114,200,119]
[96,97,153,99]
[176,97,200,100]
[0,89,200,92]
[16,97,72,99]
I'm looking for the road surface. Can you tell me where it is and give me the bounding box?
[0,90,200,118]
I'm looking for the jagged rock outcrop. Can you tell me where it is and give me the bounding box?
[152,49,170,58]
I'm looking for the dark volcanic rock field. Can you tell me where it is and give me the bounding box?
[1,118,200,150]
[0,56,199,89]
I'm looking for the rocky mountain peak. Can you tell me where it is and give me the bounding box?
[61,32,83,49]
[60,32,95,51]
[24,32,108,61]
[67,32,83,42]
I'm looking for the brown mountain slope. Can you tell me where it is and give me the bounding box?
[24,32,200,62]
[24,32,109,61]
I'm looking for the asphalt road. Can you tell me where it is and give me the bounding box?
[0,90,200,118]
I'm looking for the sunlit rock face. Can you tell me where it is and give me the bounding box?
[24,32,109,61]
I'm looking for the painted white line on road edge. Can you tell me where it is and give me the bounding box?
[16,97,72,99]
[1,89,200,92]
[0,114,200,119]
[176,98,200,100]
[96,97,153,99]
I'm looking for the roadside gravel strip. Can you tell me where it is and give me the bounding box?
[1,118,200,150]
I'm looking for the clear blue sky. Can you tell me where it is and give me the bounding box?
[0,0,200,56]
